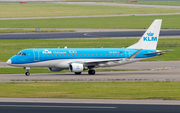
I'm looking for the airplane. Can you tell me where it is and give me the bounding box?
[6,19,169,76]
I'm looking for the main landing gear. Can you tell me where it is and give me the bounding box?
[88,70,95,75]
[75,72,81,75]
[24,67,30,76]
[74,70,96,75]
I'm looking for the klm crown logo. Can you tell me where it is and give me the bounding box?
[143,32,157,41]
[147,32,154,36]
[76,66,80,70]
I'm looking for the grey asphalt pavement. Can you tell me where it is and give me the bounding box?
[0,99,180,113]
[1,13,180,20]
[0,70,180,82]
[58,2,180,9]
[0,29,180,39]
[0,102,180,113]
[1,1,180,9]
[1,61,180,82]
[1,98,180,105]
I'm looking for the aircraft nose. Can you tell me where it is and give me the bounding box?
[6,59,12,65]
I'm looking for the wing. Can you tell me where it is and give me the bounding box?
[71,59,123,67]
[70,49,142,67]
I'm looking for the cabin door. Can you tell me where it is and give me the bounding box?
[33,49,39,61]
[125,49,130,59]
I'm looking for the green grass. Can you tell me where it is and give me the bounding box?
[0,29,75,33]
[0,3,180,18]
[0,68,61,74]
[0,68,136,74]
[0,82,179,100]
[130,1,180,6]
[0,38,179,62]
[1,15,180,29]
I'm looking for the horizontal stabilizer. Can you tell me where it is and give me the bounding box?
[143,50,173,55]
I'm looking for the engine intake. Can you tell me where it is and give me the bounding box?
[69,63,84,72]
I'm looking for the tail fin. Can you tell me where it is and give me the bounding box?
[127,19,162,50]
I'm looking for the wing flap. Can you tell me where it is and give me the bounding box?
[84,59,122,64]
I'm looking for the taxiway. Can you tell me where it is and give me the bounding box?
[0,29,180,39]
[0,98,180,113]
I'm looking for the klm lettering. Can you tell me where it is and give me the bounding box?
[143,37,157,41]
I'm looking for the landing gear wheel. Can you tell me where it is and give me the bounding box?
[75,72,81,75]
[25,72,30,76]
[88,70,95,75]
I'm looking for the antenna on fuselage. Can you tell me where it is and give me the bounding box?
[58,46,60,49]
[64,46,67,49]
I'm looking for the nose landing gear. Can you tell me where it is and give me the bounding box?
[25,71,30,76]
[24,67,30,76]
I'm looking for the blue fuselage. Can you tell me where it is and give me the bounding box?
[10,48,157,64]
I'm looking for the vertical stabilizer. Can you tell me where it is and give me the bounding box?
[127,19,162,50]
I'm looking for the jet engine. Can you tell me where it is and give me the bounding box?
[69,63,84,72]
[48,67,62,72]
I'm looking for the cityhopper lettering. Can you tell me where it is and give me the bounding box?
[143,32,157,41]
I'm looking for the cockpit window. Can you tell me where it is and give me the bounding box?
[22,53,26,56]
[16,52,26,56]
[16,52,21,55]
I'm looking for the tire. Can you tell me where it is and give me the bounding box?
[25,72,30,76]
[75,72,81,75]
[88,70,95,75]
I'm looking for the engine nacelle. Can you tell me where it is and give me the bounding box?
[48,67,62,72]
[69,63,84,72]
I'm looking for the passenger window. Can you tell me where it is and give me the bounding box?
[96,53,98,56]
[71,53,73,56]
[109,53,111,56]
[51,54,53,56]
[47,54,49,56]
[105,53,107,56]
[63,54,65,56]
[67,54,69,56]
[92,53,94,56]
[76,54,77,56]
[55,54,57,56]
[120,52,123,55]
[43,54,45,56]
[117,53,119,56]
[88,53,90,56]
[80,53,81,56]
[113,53,115,56]
[101,53,102,56]
[84,53,86,56]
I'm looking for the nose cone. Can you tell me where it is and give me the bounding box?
[6,59,12,65]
